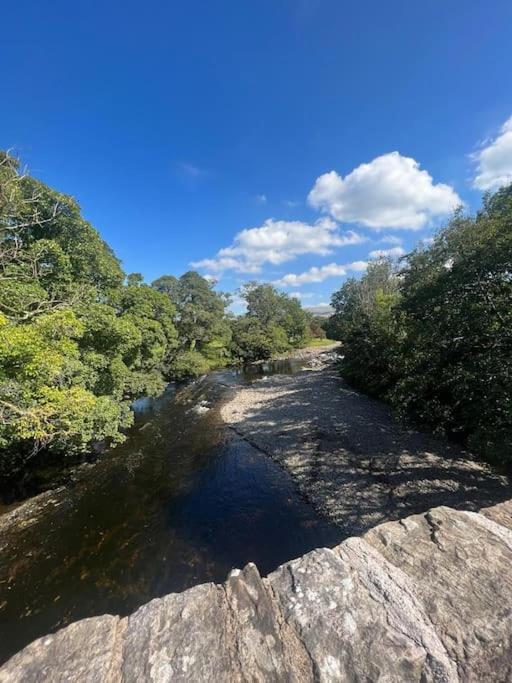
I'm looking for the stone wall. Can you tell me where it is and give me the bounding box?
[2,500,512,682]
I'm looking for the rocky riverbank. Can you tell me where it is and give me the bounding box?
[261,342,341,362]
[221,351,511,534]
[2,348,511,679]
[0,344,340,533]
[3,499,512,681]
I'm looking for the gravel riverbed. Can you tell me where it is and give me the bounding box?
[221,350,511,534]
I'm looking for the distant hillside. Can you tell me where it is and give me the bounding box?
[306,305,333,318]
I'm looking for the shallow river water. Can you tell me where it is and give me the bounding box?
[0,359,344,664]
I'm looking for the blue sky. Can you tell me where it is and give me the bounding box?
[2,1,512,311]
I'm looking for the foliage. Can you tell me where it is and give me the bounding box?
[231,283,310,362]
[167,350,212,380]
[0,152,123,324]
[152,270,232,375]
[329,260,403,396]
[390,189,512,461]
[0,151,316,478]
[305,336,336,348]
[231,316,282,362]
[328,186,512,462]
[0,310,132,475]
[308,315,327,339]
[0,153,210,476]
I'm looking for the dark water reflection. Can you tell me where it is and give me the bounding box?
[0,360,343,664]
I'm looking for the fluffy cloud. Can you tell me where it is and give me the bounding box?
[275,260,367,287]
[308,152,461,230]
[290,292,314,300]
[192,218,365,274]
[472,116,512,191]
[202,273,218,283]
[368,246,406,259]
[348,260,369,271]
[379,235,403,245]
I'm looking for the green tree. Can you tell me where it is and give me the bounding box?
[231,283,309,362]
[0,310,132,476]
[328,260,402,396]
[0,152,184,477]
[174,271,230,351]
[390,189,512,460]
[328,186,512,463]
[230,316,276,362]
[152,274,180,300]
[153,271,232,378]
[308,315,327,339]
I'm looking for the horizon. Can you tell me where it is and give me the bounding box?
[2,1,512,313]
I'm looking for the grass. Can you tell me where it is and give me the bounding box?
[304,337,337,348]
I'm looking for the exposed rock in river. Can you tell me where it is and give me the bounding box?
[2,499,512,681]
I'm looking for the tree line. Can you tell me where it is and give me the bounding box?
[325,185,512,463]
[0,152,319,479]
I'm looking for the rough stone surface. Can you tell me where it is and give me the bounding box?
[221,356,510,534]
[3,501,512,681]
[268,542,457,681]
[364,504,512,681]
[480,498,512,531]
[0,615,124,682]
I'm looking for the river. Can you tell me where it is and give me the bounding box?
[0,358,344,664]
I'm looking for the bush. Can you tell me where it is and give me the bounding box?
[230,283,309,363]
[327,186,512,463]
[0,152,230,478]
[167,350,212,380]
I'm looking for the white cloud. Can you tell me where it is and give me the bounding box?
[348,260,369,271]
[308,152,461,230]
[192,218,365,274]
[275,263,344,286]
[227,293,247,314]
[282,199,300,208]
[379,235,403,245]
[255,194,267,204]
[369,246,406,259]
[472,116,512,191]
[274,260,367,287]
[178,162,205,178]
[290,291,314,300]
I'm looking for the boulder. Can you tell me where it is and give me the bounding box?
[2,501,512,682]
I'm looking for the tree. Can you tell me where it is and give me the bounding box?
[243,282,281,327]
[278,295,310,347]
[390,189,512,460]
[152,271,232,377]
[308,315,327,339]
[230,316,276,362]
[328,260,402,396]
[126,272,144,287]
[0,310,132,477]
[231,283,310,362]
[328,186,512,463]
[0,152,123,325]
[173,271,230,351]
[0,152,183,477]
[152,274,179,299]
[242,283,308,345]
